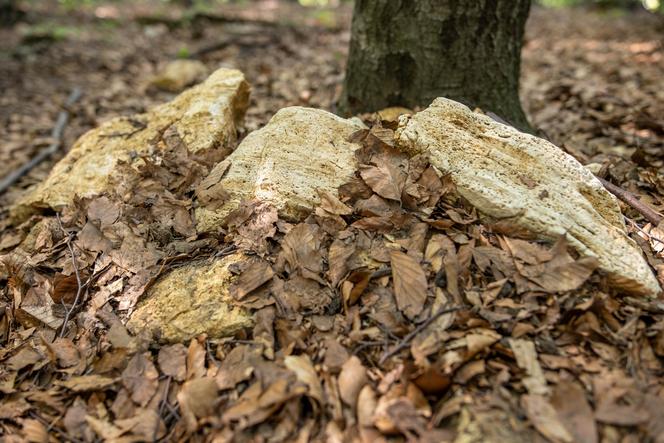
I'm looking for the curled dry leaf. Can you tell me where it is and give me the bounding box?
[509,339,548,395]
[338,356,367,408]
[317,189,352,216]
[57,375,116,392]
[359,160,406,202]
[186,338,207,380]
[327,237,355,287]
[357,384,378,428]
[284,355,324,405]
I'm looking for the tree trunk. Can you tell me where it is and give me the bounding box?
[0,0,21,27]
[339,0,532,132]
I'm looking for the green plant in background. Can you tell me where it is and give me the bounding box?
[176,46,190,58]
[20,21,77,41]
[58,0,95,10]
[538,0,662,11]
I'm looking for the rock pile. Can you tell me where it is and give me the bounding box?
[10,69,660,343]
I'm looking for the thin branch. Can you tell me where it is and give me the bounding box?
[55,213,84,339]
[623,296,664,315]
[370,266,392,280]
[154,376,172,442]
[378,305,464,365]
[626,217,664,247]
[28,412,85,443]
[597,177,663,226]
[0,88,82,195]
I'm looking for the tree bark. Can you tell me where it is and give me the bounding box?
[0,0,21,26]
[339,0,532,132]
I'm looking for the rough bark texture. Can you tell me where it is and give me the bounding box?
[340,0,532,132]
[0,0,21,26]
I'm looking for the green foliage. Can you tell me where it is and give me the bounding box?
[58,0,95,10]
[176,46,190,58]
[537,0,662,11]
[21,21,77,41]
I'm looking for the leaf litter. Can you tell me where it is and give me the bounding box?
[0,114,663,442]
[1,3,664,442]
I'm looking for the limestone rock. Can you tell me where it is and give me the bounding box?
[126,253,253,343]
[195,107,363,232]
[11,68,250,223]
[150,59,209,92]
[396,98,660,296]
[377,106,413,123]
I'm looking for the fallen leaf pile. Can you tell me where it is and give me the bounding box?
[1,117,664,442]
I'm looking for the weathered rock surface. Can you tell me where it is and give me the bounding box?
[127,253,253,343]
[150,59,209,92]
[11,68,250,223]
[396,97,661,296]
[195,107,363,232]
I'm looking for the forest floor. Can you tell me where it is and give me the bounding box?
[0,2,662,214]
[0,1,663,442]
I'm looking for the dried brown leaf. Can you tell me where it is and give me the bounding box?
[177,377,219,433]
[551,380,597,443]
[158,344,187,382]
[57,375,116,392]
[521,394,574,443]
[232,259,275,300]
[338,356,367,408]
[285,355,324,404]
[121,353,159,407]
[390,251,427,320]
[360,162,405,202]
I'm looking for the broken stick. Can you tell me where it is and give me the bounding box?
[597,177,663,226]
[0,88,82,195]
[378,304,465,365]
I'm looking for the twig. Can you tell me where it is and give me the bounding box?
[164,401,181,421]
[378,305,464,365]
[370,266,391,280]
[55,213,84,339]
[624,296,664,315]
[214,244,238,258]
[626,217,664,247]
[597,177,663,226]
[28,412,85,443]
[352,340,385,356]
[154,376,172,442]
[0,88,82,195]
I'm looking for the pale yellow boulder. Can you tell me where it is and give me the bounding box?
[377,106,413,123]
[195,107,363,232]
[127,253,253,343]
[396,98,660,296]
[11,68,250,223]
[150,59,209,92]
